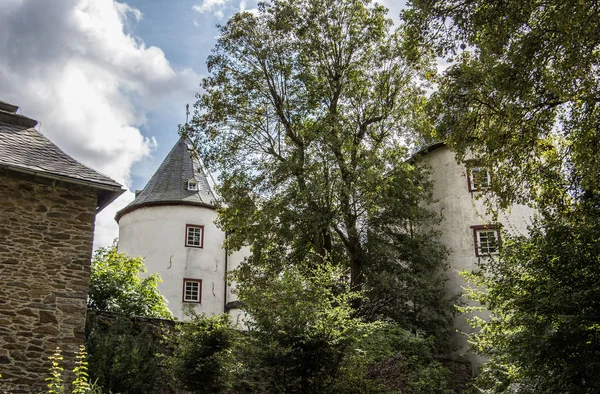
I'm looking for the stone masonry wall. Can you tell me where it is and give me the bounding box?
[0,169,98,393]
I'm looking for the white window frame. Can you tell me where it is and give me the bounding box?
[467,166,491,192]
[471,225,500,256]
[183,279,202,303]
[185,224,204,248]
[188,179,198,191]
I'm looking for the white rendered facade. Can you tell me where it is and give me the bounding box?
[118,137,533,370]
[116,137,248,321]
[419,144,534,370]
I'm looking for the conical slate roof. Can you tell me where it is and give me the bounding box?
[115,136,217,222]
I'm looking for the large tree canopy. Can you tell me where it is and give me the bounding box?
[403,0,600,210]
[403,0,600,391]
[190,0,453,339]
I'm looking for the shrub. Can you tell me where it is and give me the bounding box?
[85,313,167,394]
[165,312,240,394]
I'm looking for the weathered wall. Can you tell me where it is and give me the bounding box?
[0,169,97,393]
[420,146,534,371]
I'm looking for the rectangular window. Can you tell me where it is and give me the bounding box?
[186,225,204,248]
[188,180,198,191]
[183,279,202,303]
[471,225,500,256]
[467,166,491,192]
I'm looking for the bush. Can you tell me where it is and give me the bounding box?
[359,324,457,394]
[85,313,168,394]
[88,242,173,319]
[165,312,240,394]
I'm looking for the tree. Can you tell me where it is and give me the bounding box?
[190,0,453,340]
[88,242,173,319]
[234,263,376,393]
[165,313,240,394]
[403,0,600,391]
[462,206,600,393]
[402,0,599,211]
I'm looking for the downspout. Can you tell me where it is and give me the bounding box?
[223,231,228,313]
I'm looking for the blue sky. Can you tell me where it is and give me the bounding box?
[124,0,263,191]
[0,0,404,248]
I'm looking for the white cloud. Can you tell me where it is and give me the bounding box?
[377,0,407,24]
[192,0,257,19]
[239,0,259,15]
[114,1,142,22]
[192,0,227,15]
[0,0,201,249]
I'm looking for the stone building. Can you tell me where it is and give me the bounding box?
[0,101,124,392]
[116,136,247,322]
[417,142,534,370]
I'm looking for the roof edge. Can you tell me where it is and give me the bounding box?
[0,164,124,212]
[115,199,217,222]
[411,141,446,158]
[0,162,124,191]
[0,110,38,128]
[0,101,19,113]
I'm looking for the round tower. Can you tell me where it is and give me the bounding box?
[116,137,245,321]
[417,143,534,371]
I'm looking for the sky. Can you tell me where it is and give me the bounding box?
[0,0,405,250]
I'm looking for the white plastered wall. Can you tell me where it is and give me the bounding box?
[420,146,534,371]
[226,245,250,326]
[118,205,227,321]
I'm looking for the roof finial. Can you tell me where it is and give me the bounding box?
[185,103,190,124]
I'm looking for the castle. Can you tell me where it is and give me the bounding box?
[116,137,248,325]
[116,137,534,370]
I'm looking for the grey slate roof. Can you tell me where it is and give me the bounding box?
[0,102,124,211]
[115,136,217,221]
[410,140,446,158]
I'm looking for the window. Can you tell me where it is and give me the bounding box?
[467,166,491,192]
[183,279,202,303]
[471,225,500,256]
[188,179,198,191]
[185,224,204,248]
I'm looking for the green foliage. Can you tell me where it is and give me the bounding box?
[190,0,453,342]
[403,0,599,212]
[361,325,457,394]
[85,313,167,394]
[45,347,106,394]
[234,263,377,393]
[463,207,600,393]
[165,265,451,393]
[46,348,65,394]
[88,241,173,319]
[361,166,456,346]
[72,347,91,394]
[404,0,600,391]
[165,313,241,394]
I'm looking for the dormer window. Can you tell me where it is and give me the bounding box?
[187,179,198,191]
